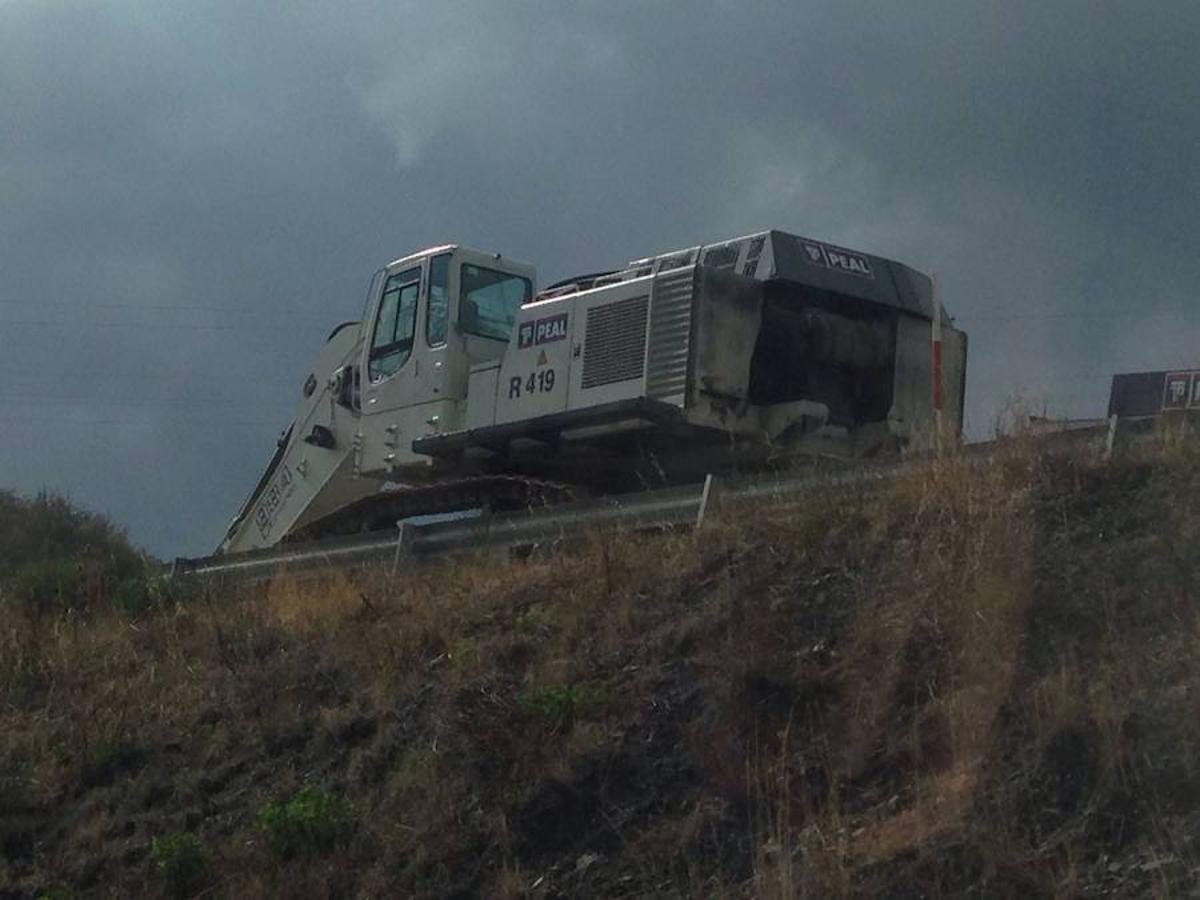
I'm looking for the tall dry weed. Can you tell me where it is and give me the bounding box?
[5,434,1200,897]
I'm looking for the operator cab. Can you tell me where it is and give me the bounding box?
[358,244,536,425]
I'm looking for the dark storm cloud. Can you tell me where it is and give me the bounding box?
[2,0,1197,555]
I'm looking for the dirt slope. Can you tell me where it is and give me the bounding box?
[2,431,1199,898]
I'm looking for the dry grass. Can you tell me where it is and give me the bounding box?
[3,427,1200,897]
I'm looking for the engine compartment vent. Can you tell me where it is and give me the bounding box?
[646,268,694,403]
[582,295,649,389]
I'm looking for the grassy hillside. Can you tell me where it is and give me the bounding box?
[2,428,1199,898]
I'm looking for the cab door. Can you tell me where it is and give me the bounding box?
[411,252,454,406]
[359,253,469,475]
[361,259,426,416]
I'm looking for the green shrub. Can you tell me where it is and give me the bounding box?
[5,559,84,615]
[113,574,180,617]
[514,607,552,636]
[5,555,151,616]
[0,489,146,614]
[1,658,45,710]
[80,733,144,788]
[0,489,141,577]
[257,786,355,857]
[0,754,31,811]
[518,681,608,731]
[150,832,211,898]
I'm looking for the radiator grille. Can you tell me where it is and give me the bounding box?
[581,295,649,389]
[646,268,694,402]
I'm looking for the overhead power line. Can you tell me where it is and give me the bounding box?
[955,309,1197,323]
[0,319,329,332]
[0,368,288,382]
[1,396,283,409]
[0,300,341,317]
[3,416,280,428]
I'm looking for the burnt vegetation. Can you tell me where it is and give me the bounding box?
[2,425,1200,897]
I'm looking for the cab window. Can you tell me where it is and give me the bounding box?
[369,266,420,381]
[427,253,450,346]
[460,264,531,341]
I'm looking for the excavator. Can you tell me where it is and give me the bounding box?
[220,229,967,553]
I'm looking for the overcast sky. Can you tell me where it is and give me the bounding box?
[2,0,1198,557]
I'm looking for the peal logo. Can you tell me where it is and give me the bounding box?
[799,239,874,279]
[826,249,874,277]
[520,313,568,349]
[1162,371,1196,411]
[534,313,569,345]
[517,321,536,349]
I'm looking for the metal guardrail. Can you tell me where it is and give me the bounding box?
[170,426,1116,583]
[169,464,893,582]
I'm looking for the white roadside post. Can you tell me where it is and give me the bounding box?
[392,520,414,575]
[932,275,944,455]
[695,474,724,528]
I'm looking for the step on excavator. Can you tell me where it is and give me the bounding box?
[220,229,967,553]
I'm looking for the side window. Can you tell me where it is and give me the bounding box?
[427,253,450,346]
[369,266,421,382]
[460,264,532,341]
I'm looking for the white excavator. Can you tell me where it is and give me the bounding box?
[220,229,967,553]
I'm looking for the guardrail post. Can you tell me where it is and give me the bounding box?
[932,274,944,457]
[696,474,725,528]
[1105,414,1119,461]
[391,520,414,575]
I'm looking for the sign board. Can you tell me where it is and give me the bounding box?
[1108,369,1200,418]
